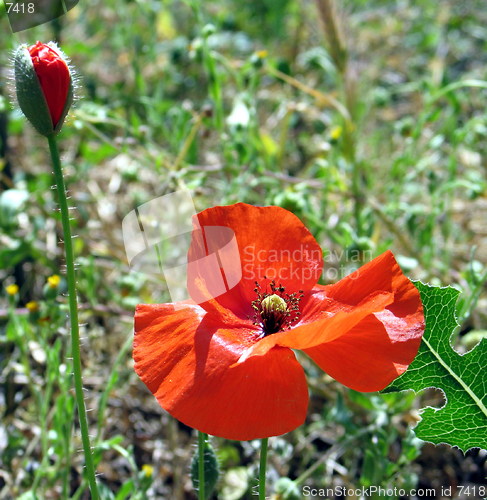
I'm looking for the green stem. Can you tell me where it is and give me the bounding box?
[47,135,100,500]
[203,42,224,130]
[198,431,206,500]
[259,438,269,500]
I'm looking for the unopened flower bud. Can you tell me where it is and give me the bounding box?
[14,41,73,136]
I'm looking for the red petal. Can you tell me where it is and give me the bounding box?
[188,203,323,319]
[238,287,394,361]
[324,250,420,315]
[303,251,424,391]
[304,311,423,391]
[238,250,424,386]
[133,303,309,440]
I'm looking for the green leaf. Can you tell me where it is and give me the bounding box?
[221,467,249,500]
[114,479,135,500]
[274,478,300,500]
[384,282,487,452]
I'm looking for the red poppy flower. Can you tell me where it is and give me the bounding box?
[134,203,424,441]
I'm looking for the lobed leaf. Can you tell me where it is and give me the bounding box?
[384,282,487,452]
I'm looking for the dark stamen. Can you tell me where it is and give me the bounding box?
[251,279,304,336]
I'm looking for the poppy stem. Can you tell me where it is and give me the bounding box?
[47,135,100,500]
[259,438,269,500]
[198,431,206,500]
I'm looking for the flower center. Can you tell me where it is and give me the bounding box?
[251,279,304,336]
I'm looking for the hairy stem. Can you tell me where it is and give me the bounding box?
[48,135,100,500]
[198,431,206,500]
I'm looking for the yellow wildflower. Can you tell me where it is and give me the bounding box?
[142,464,154,478]
[26,301,39,312]
[47,275,61,288]
[6,284,19,296]
[330,125,343,140]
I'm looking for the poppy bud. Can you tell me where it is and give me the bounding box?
[14,41,73,136]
